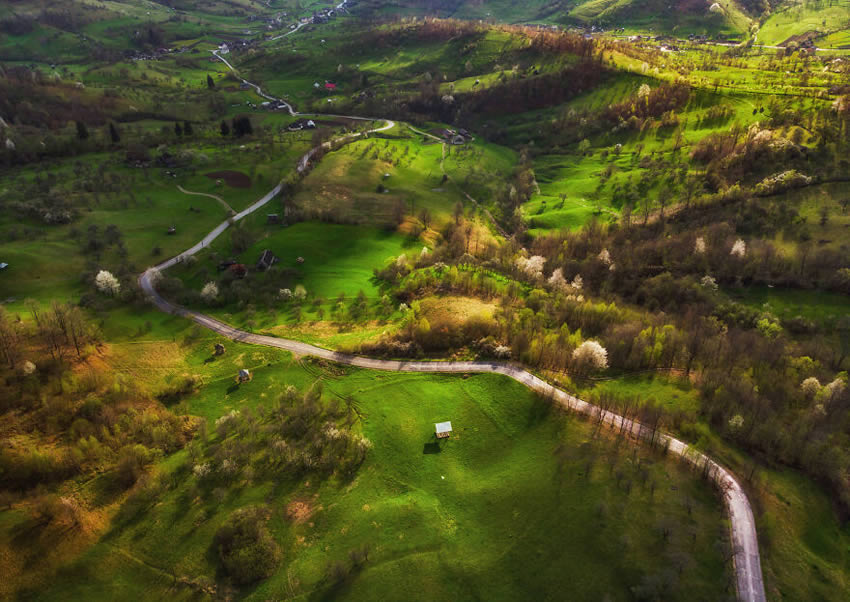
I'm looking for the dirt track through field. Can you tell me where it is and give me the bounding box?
[176,185,234,213]
[138,22,766,602]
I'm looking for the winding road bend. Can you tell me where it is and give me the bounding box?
[140,25,767,602]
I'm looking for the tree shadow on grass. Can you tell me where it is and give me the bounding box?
[527,392,554,427]
[422,441,442,454]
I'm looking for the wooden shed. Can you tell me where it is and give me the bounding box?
[435,421,453,439]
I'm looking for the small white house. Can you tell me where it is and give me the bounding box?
[238,369,251,383]
[435,421,453,439]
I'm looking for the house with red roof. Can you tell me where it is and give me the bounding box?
[324,82,337,91]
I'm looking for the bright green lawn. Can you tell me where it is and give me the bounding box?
[19,356,730,601]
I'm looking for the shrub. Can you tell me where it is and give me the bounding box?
[572,340,609,373]
[95,270,120,296]
[201,282,219,304]
[214,506,282,584]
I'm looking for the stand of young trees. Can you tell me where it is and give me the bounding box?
[0,304,194,498]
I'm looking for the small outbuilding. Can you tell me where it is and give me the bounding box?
[214,343,226,356]
[167,226,176,235]
[0,262,7,270]
[435,421,453,439]
[267,213,281,224]
[237,368,251,383]
[256,249,279,271]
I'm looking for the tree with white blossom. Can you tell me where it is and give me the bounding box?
[201,282,219,304]
[95,270,120,296]
[548,267,568,291]
[801,377,821,399]
[694,236,706,254]
[571,274,583,290]
[572,340,608,373]
[730,238,747,258]
[516,255,546,280]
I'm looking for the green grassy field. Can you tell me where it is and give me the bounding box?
[8,346,730,600]
[758,0,850,46]
[725,285,850,327]
[176,221,413,298]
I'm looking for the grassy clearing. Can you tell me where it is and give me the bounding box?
[179,221,416,300]
[725,285,850,327]
[10,353,730,600]
[293,130,468,228]
[758,0,850,46]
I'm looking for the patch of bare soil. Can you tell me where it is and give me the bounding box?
[286,499,315,524]
[205,170,251,188]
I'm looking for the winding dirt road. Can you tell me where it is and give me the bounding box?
[140,25,767,602]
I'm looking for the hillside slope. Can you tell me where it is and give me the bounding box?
[363,0,757,37]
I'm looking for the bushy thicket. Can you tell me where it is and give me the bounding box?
[0,305,193,493]
[214,506,282,584]
[187,378,372,489]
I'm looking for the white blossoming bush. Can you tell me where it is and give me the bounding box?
[700,275,718,290]
[220,458,238,475]
[193,463,212,479]
[294,284,307,300]
[694,236,706,254]
[494,345,512,359]
[571,274,583,290]
[572,340,609,373]
[638,83,651,98]
[201,281,219,303]
[598,248,612,265]
[279,288,293,300]
[95,270,121,296]
[801,377,821,399]
[821,376,847,402]
[730,238,747,258]
[548,267,568,290]
[728,414,744,430]
[516,255,546,280]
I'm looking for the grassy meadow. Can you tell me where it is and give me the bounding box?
[4,340,732,601]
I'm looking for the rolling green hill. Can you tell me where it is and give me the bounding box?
[363,0,757,37]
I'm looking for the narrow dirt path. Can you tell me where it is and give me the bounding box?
[141,24,768,602]
[176,185,235,214]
